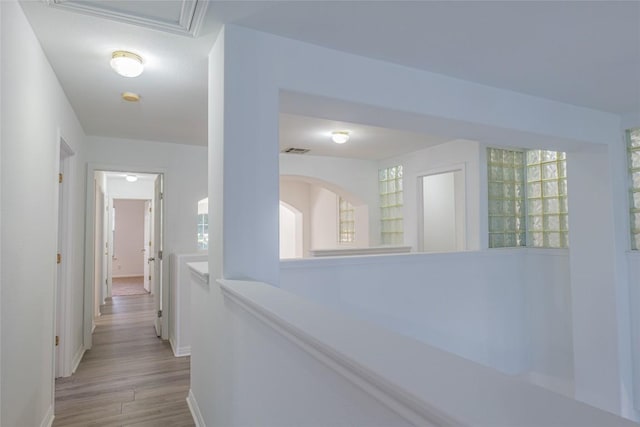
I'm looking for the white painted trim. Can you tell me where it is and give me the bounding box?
[219,279,637,427]
[48,0,209,37]
[71,346,85,374]
[219,280,446,427]
[84,163,167,351]
[186,389,205,427]
[309,246,411,257]
[39,405,54,427]
[170,337,191,357]
[187,262,209,284]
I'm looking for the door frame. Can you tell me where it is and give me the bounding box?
[53,133,75,381]
[416,162,467,253]
[83,164,167,349]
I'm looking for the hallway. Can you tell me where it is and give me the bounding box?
[53,294,193,426]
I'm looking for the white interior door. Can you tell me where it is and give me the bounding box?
[94,182,105,316]
[420,168,466,252]
[152,175,164,337]
[143,200,151,292]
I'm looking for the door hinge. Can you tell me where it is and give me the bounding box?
[57,253,61,264]
[58,173,63,184]
[55,335,59,346]
[157,310,163,318]
[148,275,151,281]
[160,192,164,200]
[158,250,163,261]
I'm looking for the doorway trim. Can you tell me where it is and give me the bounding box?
[53,132,75,382]
[417,162,467,253]
[83,163,167,350]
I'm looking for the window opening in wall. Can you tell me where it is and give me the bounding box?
[488,148,568,249]
[488,148,526,248]
[338,197,355,243]
[197,198,208,250]
[627,128,640,249]
[526,150,568,248]
[379,165,404,245]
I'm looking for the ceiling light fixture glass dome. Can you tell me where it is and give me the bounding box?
[110,50,144,77]
[125,174,138,182]
[331,131,350,144]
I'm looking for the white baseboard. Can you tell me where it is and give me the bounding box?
[112,274,145,279]
[187,389,205,427]
[72,346,86,373]
[169,337,191,357]
[521,371,574,398]
[40,405,54,427]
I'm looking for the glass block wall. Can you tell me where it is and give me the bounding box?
[526,150,568,248]
[338,197,355,243]
[379,165,404,245]
[487,148,526,248]
[627,128,640,249]
[197,213,208,250]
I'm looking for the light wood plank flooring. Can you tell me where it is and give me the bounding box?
[53,294,194,427]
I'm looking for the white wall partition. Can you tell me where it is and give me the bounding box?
[200,24,633,425]
[1,1,86,425]
[280,249,573,382]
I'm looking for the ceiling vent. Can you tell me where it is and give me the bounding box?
[281,147,310,154]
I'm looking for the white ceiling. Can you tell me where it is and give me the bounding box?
[20,1,640,151]
[280,113,450,160]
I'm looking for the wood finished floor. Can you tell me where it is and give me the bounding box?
[54,294,194,427]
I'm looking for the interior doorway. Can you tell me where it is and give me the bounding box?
[54,137,74,379]
[418,166,466,252]
[88,170,165,343]
[111,199,148,296]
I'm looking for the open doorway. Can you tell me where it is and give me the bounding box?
[90,170,164,339]
[111,199,149,296]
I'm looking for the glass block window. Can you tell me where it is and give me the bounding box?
[487,148,526,248]
[379,165,404,245]
[197,214,208,249]
[627,128,640,249]
[338,197,355,243]
[526,150,568,248]
[197,198,208,250]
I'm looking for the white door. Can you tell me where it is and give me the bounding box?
[152,175,164,337]
[94,183,105,317]
[55,159,64,378]
[143,200,151,292]
[420,169,466,252]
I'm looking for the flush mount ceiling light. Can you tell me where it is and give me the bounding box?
[125,174,138,182]
[121,92,140,102]
[331,131,350,144]
[110,50,144,77]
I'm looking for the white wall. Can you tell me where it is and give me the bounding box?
[280,250,572,382]
[1,2,86,425]
[309,186,338,249]
[281,153,380,245]
[381,139,481,251]
[279,179,311,256]
[113,199,146,277]
[87,136,208,257]
[279,203,299,258]
[200,25,630,425]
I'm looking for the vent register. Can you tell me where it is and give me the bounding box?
[281,148,310,154]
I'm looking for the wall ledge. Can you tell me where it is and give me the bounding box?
[219,278,637,427]
[187,262,209,285]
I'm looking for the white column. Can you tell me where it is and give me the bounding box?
[567,145,630,415]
